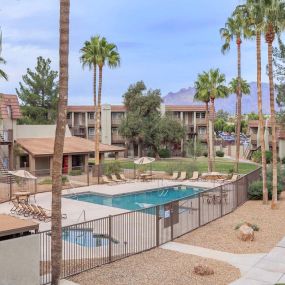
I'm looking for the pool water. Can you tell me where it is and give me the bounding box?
[65,186,200,211]
[61,228,119,247]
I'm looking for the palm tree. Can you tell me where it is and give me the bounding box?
[229,78,251,96]
[80,36,120,171]
[262,0,285,209]
[244,0,268,204]
[51,1,70,284]
[194,74,211,171]
[195,69,229,171]
[0,31,8,81]
[80,36,100,170]
[220,7,252,173]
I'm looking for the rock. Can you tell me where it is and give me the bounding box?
[193,264,214,276]
[238,224,254,241]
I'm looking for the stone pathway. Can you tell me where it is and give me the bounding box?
[161,238,285,285]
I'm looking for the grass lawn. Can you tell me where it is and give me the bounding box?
[91,157,258,175]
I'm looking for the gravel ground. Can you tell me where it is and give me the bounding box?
[69,248,240,285]
[178,192,285,254]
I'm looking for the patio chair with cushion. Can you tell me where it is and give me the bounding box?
[111,174,125,183]
[10,199,23,214]
[189,171,199,181]
[177,171,187,181]
[169,172,179,180]
[119,173,134,183]
[102,175,116,185]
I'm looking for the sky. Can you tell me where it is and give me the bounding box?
[0,0,270,105]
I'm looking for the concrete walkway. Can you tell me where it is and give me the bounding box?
[161,239,285,285]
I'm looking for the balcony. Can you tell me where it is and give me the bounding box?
[0,130,13,144]
[112,134,125,143]
[196,118,206,125]
[72,127,86,138]
[111,118,123,125]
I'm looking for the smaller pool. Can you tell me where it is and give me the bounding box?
[61,228,119,248]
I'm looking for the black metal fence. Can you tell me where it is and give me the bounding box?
[39,167,261,284]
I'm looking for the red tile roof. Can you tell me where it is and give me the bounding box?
[16,137,125,157]
[165,105,206,112]
[0,94,22,119]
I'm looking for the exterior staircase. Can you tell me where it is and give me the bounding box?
[0,156,15,184]
[243,145,260,160]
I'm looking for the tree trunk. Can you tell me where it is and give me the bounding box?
[51,1,70,284]
[209,97,215,172]
[205,101,212,172]
[95,66,102,166]
[235,38,242,173]
[266,25,278,209]
[93,64,97,166]
[256,31,268,204]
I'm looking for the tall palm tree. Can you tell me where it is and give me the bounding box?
[51,1,70,284]
[194,74,211,171]
[262,0,285,209]
[195,69,229,171]
[80,36,100,169]
[228,78,251,96]
[0,31,8,81]
[220,7,252,172]
[245,0,268,204]
[80,37,120,171]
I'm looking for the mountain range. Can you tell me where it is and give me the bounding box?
[163,82,279,114]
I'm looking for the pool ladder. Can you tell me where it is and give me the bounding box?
[77,209,86,222]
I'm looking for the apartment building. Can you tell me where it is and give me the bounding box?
[67,104,207,156]
[248,120,285,159]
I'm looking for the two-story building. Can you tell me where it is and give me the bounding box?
[67,104,207,156]
[248,120,285,159]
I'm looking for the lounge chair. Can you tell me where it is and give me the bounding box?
[37,206,67,222]
[19,202,32,217]
[119,173,134,183]
[170,172,179,180]
[111,174,124,183]
[189,171,199,181]
[102,175,115,184]
[31,204,42,219]
[223,174,239,183]
[10,199,22,214]
[177,171,187,181]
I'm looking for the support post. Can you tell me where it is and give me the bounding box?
[156,206,160,247]
[220,186,223,217]
[108,215,112,263]
[170,203,174,241]
[198,192,201,226]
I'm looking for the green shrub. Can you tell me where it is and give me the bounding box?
[228,168,234,174]
[252,150,272,164]
[39,176,69,185]
[62,176,69,185]
[103,161,122,176]
[216,150,225,157]
[248,180,283,200]
[203,151,208,157]
[235,222,259,231]
[68,169,83,176]
[282,157,285,164]
[147,149,155,158]
[158,148,171,158]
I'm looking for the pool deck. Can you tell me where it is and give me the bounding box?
[0,179,220,232]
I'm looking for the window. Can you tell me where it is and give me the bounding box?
[88,127,95,136]
[201,112,206,119]
[67,113,71,119]
[88,112,95,120]
[198,127,206,135]
[20,155,29,168]
[112,128,119,135]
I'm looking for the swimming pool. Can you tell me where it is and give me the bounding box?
[61,228,119,247]
[65,185,201,211]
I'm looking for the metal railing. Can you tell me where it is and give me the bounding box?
[39,167,261,284]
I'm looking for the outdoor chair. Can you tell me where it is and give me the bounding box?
[177,171,187,181]
[19,202,32,217]
[31,204,42,219]
[10,199,22,214]
[169,172,179,180]
[111,174,125,183]
[102,175,116,185]
[37,205,67,222]
[222,174,239,183]
[119,173,134,183]
[189,171,199,181]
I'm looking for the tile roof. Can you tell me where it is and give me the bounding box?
[67,104,205,113]
[16,136,125,157]
[0,94,22,119]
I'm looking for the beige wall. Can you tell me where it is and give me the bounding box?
[35,157,50,170]
[280,139,285,159]
[0,235,40,285]
[15,124,72,139]
[101,104,112,145]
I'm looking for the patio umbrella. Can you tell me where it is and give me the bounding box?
[8,170,37,180]
[134,157,155,165]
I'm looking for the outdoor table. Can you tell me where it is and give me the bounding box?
[14,191,31,203]
[140,173,152,181]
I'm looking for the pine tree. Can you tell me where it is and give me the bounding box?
[16,56,59,124]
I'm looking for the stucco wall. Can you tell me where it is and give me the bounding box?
[35,156,50,170]
[101,104,112,145]
[279,139,285,159]
[0,234,40,285]
[15,124,72,139]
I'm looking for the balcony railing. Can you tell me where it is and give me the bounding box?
[111,118,123,125]
[0,130,13,143]
[112,134,125,143]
